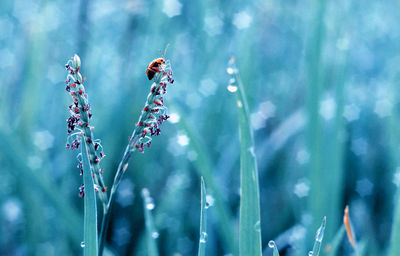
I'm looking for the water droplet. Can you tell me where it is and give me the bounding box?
[152,231,159,239]
[200,232,208,243]
[80,241,85,248]
[308,251,313,256]
[146,202,155,210]
[229,78,235,84]
[254,220,261,232]
[268,240,275,248]
[226,67,234,74]
[169,113,181,123]
[205,195,214,209]
[142,188,155,210]
[227,85,238,93]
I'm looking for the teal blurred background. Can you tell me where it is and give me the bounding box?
[1,0,400,255]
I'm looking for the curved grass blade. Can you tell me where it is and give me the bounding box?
[198,177,208,256]
[310,217,326,256]
[142,188,159,256]
[81,135,98,256]
[227,58,262,256]
[267,240,280,256]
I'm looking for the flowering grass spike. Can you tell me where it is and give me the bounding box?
[64,54,108,206]
[98,56,174,255]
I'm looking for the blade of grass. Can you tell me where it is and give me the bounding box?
[228,58,262,256]
[81,135,98,256]
[267,241,280,256]
[198,177,208,256]
[142,188,159,256]
[310,217,326,256]
[170,104,236,255]
[325,224,345,256]
[343,206,357,250]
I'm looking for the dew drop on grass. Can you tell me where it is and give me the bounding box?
[142,188,155,210]
[146,202,155,210]
[229,78,236,84]
[227,85,238,93]
[308,251,313,256]
[152,231,159,239]
[268,240,275,248]
[226,67,234,74]
[205,194,214,209]
[80,241,85,248]
[200,232,208,243]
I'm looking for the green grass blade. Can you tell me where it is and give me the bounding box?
[389,191,400,256]
[326,224,345,256]
[170,104,236,254]
[198,177,208,256]
[228,59,262,256]
[267,241,280,256]
[81,136,98,256]
[310,217,326,256]
[142,188,159,256]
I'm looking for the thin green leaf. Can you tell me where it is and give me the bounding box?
[267,241,280,256]
[170,104,236,255]
[229,59,262,256]
[326,225,345,256]
[81,136,98,256]
[198,177,208,256]
[310,217,326,256]
[142,188,159,256]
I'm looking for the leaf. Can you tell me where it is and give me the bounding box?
[142,188,159,256]
[170,104,237,254]
[198,177,208,256]
[229,59,262,256]
[325,224,345,256]
[310,217,326,256]
[267,241,280,256]
[81,136,99,256]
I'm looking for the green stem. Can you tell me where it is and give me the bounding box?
[98,72,165,255]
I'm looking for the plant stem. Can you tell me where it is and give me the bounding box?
[99,72,165,255]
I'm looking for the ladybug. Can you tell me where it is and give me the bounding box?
[146,58,165,80]
[146,45,169,80]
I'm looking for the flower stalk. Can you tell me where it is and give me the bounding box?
[65,54,108,208]
[98,60,174,255]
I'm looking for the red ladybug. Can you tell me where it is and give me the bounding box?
[146,58,165,80]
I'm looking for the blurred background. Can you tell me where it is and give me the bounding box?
[1,0,400,255]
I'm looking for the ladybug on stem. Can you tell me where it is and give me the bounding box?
[146,45,169,80]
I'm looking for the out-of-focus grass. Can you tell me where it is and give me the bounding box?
[326,225,345,256]
[2,0,400,255]
[141,188,159,256]
[172,105,237,255]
